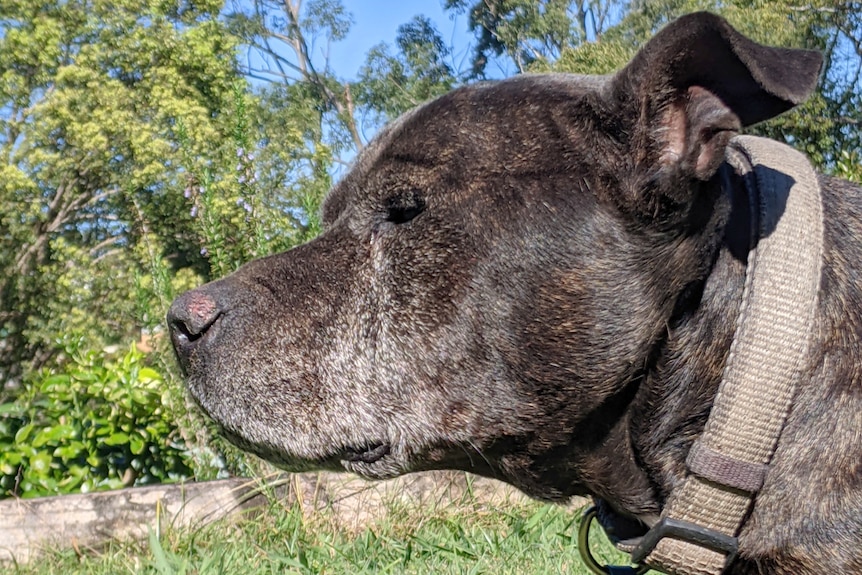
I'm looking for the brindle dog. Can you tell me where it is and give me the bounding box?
[168,12,861,574]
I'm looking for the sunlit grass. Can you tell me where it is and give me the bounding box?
[12,482,652,575]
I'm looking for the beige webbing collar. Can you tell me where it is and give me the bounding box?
[633,135,825,575]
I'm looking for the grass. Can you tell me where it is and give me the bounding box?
[10,478,653,575]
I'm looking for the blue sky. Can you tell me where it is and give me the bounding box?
[325,1,474,78]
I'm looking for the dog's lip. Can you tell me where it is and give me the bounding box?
[342,443,391,463]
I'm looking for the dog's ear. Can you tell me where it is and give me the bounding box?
[609,12,822,186]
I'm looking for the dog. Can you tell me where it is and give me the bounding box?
[167,12,861,574]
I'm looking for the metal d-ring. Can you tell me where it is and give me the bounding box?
[578,506,649,575]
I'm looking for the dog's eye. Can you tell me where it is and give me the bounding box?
[385,191,425,225]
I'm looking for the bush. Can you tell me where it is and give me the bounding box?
[0,342,193,498]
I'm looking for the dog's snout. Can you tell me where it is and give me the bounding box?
[167,289,223,367]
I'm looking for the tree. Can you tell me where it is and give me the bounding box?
[226,0,363,148]
[447,0,861,178]
[0,0,239,386]
[0,0,464,390]
[576,0,861,178]
[225,0,459,231]
[357,15,458,126]
[445,0,623,77]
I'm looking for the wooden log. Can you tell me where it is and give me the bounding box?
[0,477,271,565]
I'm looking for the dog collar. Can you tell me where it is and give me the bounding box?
[582,135,824,575]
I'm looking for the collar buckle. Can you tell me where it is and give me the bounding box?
[630,517,738,570]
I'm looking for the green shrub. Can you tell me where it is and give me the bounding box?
[0,342,193,498]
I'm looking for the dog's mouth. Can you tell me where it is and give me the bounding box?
[341,442,405,479]
[343,442,390,464]
[217,424,402,478]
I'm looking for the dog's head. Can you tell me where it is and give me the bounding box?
[167,13,821,500]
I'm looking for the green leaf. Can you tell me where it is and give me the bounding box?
[57,473,83,490]
[137,367,162,383]
[103,432,130,446]
[130,436,146,455]
[66,464,89,478]
[2,452,22,467]
[29,452,53,474]
[54,441,86,460]
[14,424,34,444]
[130,388,154,405]
[33,424,76,447]
[0,403,25,416]
[40,374,72,392]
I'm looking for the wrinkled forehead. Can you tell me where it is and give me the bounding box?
[321,73,611,222]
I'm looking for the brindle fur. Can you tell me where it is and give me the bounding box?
[168,13,861,574]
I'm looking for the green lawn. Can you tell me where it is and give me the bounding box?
[10,487,653,574]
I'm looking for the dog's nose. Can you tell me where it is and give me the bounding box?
[166,289,222,368]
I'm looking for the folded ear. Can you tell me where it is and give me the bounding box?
[609,12,822,186]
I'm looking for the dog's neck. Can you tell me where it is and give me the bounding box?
[597,162,752,524]
[479,163,751,525]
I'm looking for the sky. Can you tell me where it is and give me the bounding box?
[323,1,475,78]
